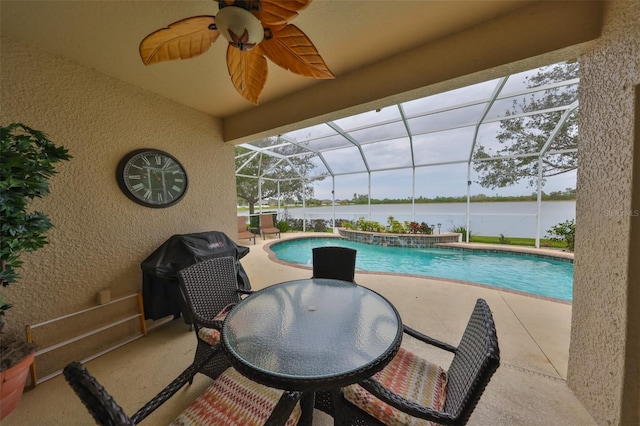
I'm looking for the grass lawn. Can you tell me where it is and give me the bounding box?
[471,235,567,249]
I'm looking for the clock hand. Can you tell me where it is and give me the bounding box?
[161,169,168,198]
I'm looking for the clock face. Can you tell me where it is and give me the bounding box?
[116,149,188,208]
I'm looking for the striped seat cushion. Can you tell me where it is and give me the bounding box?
[197,327,221,346]
[171,368,301,426]
[196,304,236,346]
[343,347,448,426]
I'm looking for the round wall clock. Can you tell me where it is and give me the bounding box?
[116,149,188,208]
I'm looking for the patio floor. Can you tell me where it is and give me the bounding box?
[3,232,595,425]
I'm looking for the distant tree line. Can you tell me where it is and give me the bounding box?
[327,187,576,205]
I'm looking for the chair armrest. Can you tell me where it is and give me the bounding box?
[130,345,223,424]
[237,289,254,300]
[264,391,303,426]
[193,318,225,330]
[358,378,455,425]
[403,325,457,353]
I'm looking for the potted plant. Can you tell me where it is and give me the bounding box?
[0,123,71,419]
[0,328,36,420]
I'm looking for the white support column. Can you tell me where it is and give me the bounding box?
[332,176,336,233]
[535,157,543,248]
[465,164,471,243]
[412,167,416,222]
[277,180,281,217]
[368,172,372,220]
[302,179,306,232]
[258,178,263,214]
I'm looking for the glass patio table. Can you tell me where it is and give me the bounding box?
[221,278,403,425]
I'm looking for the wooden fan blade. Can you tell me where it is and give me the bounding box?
[260,24,334,79]
[140,16,219,65]
[226,45,268,104]
[254,0,311,26]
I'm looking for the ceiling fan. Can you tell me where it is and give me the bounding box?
[139,0,334,105]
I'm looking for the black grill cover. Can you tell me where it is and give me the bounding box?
[141,231,250,323]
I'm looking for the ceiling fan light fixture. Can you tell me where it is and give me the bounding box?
[216,6,264,51]
[139,1,333,104]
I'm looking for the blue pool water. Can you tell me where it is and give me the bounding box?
[271,238,573,301]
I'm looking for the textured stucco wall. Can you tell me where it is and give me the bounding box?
[570,1,640,424]
[0,35,237,367]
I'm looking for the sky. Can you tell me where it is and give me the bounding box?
[241,63,579,201]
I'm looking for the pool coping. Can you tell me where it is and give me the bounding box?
[435,242,574,262]
[263,234,573,305]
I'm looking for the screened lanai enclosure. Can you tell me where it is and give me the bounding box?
[235,61,579,247]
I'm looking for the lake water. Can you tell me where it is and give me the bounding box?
[248,201,575,239]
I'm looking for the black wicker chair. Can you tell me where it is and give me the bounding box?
[312,246,357,283]
[177,256,243,381]
[63,348,302,426]
[64,348,211,425]
[316,298,500,425]
[63,362,134,425]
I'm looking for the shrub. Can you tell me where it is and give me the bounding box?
[249,215,260,229]
[408,221,418,234]
[276,220,290,232]
[284,218,302,231]
[450,225,472,241]
[355,217,386,232]
[498,234,510,244]
[387,216,406,234]
[419,222,432,234]
[340,220,353,229]
[546,219,575,251]
[313,219,327,232]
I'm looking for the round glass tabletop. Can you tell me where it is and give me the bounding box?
[222,278,403,391]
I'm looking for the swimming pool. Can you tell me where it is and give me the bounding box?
[270,237,573,301]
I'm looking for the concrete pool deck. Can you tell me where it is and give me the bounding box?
[4,232,593,425]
